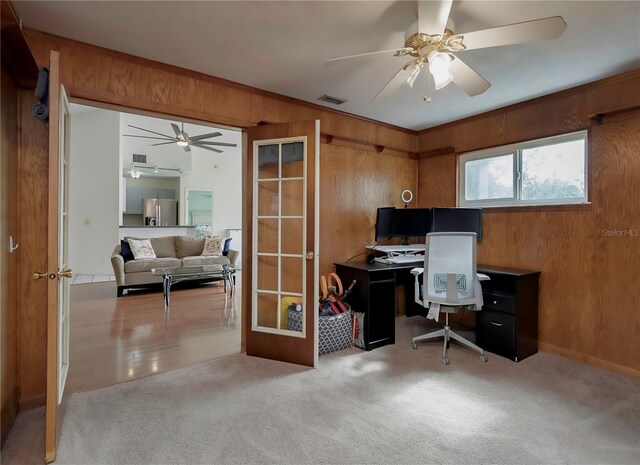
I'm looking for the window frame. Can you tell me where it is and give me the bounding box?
[458,130,589,208]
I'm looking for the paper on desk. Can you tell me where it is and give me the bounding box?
[427,302,440,321]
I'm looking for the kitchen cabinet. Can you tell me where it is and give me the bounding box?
[158,189,175,199]
[125,187,143,214]
[125,187,176,213]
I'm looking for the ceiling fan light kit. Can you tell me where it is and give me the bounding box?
[326,1,567,104]
[427,51,454,90]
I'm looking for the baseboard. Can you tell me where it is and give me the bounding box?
[19,393,45,411]
[539,343,640,380]
[1,403,18,449]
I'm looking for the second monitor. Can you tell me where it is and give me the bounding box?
[374,207,483,242]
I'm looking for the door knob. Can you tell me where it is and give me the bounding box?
[305,251,314,260]
[58,269,73,279]
[34,271,48,280]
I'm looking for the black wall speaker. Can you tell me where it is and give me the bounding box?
[32,67,49,120]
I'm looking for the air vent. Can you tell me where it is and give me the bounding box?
[317,94,347,106]
[132,154,147,163]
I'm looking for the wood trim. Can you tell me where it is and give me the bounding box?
[17,393,45,411]
[482,203,593,214]
[540,343,640,380]
[1,407,17,446]
[589,106,640,125]
[418,146,455,159]
[321,133,417,157]
[0,0,38,88]
[23,28,416,136]
[419,68,640,135]
[44,49,60,464]
[588,104,640,122]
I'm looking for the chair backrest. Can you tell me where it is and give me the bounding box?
[423,232,477,306]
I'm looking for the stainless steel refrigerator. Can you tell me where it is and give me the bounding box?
[144,199,178,226]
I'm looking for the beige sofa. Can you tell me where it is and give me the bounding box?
[111,235,238,296]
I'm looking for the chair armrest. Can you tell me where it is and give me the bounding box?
[411,267,425,307]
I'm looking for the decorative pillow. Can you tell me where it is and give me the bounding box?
[201,236,224,256]
[119,240,135,262]
[128,238,157,260]
[222,238,232,257]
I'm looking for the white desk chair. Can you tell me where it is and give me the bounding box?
[410,232,489,365]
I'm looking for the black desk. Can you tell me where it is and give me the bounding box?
[334,262,540,361]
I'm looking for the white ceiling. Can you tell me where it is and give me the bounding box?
[15,1,640,130]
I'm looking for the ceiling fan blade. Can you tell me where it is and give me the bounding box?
[324,48,413,64]
[449,56,491,96]
[149,141,178,147]
[127,125,174,139]
[170,123,182,137]
[195,145,223,153]
[189,132,223,141]
[194,141,238,147]
[122,134,175,141]
[418,0,453,34]
[371,60,418,103]
[460,16,567,51]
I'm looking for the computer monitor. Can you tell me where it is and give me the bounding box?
[393,208,431,238]
[374,207,395,241]
[431,208,483,241]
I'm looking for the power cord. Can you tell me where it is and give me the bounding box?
[345,240,380,263]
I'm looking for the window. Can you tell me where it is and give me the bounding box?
[459,131,588,207]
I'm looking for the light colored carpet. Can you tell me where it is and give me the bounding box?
[5,317,640,464]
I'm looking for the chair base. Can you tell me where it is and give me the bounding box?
[412,314,488,365]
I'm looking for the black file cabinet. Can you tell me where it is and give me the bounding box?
[476,266,540,362]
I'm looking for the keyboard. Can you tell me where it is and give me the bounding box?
[375,255,424,264]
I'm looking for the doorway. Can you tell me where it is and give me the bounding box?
[185,188,214,227]
[64,102,244,393]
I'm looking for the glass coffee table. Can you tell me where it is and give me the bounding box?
[152,264,239,307]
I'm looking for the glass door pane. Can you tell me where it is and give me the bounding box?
[253,139,306,335]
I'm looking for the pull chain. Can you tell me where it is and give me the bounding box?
[423,69,432,104]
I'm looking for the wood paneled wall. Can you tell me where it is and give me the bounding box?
[1,64,19,447]
[417,70,640,378]
[320,142,418,276]
[17,88,49,408]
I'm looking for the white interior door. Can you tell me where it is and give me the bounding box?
[57,84,71,401]
[45,50,72,463]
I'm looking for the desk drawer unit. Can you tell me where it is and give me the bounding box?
[476,267,540,362]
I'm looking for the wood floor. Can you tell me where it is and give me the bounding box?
[67,280,241,393]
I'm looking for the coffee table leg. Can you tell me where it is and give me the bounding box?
[163,275,172,308]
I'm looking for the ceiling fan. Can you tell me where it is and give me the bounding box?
[123,122,237,153]
[326,0,567,102]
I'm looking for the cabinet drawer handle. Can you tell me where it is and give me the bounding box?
[490,321,503,327]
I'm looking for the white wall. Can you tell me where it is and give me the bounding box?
[69,107,120,275]
[179,130,242,239]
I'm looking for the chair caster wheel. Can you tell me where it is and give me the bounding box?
[442,357,450,365]
[412,342,417,350]
[480,354,488,363]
